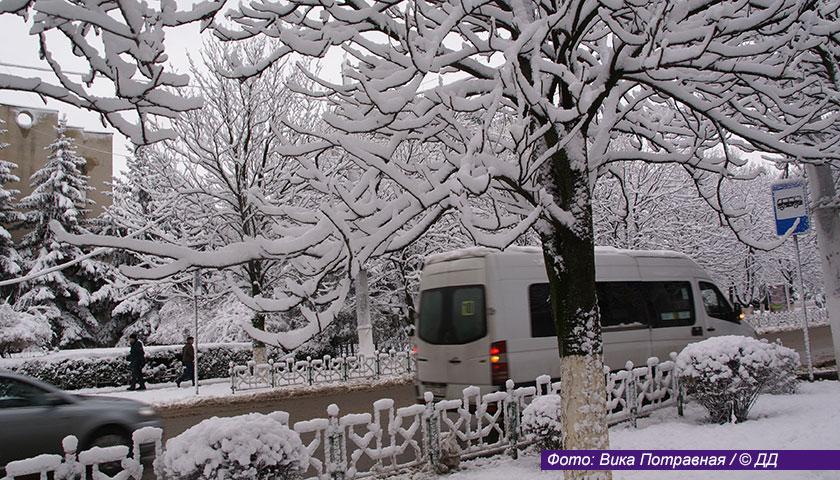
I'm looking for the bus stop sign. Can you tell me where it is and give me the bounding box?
[772,178,810,236]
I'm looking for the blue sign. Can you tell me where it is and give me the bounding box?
[772,179,809,236]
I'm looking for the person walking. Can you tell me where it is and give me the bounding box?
[127,333,146,391]
[176,336,195,388]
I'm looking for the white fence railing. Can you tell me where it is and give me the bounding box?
[229,350,417,393]
[747,307,829,332]
[0,427,162,480]
[2,354,681,480]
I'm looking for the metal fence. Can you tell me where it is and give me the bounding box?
[747,307,829,332]
[229,350,417,393]
[0,427,162,480]
[2,354,682,480]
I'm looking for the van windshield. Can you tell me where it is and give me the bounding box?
[418,286,486,345]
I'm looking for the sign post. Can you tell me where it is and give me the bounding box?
[193,269,201,394]
[772,179,813,381]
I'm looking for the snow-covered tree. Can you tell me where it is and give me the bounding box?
[0,118,24,289]
[593,161,823,308]
[12,0,840,467]
[15,118,116,348]
[207,0,840,463]
[0,301,52,356]
[99,146,199,340]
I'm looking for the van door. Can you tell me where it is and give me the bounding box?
[596,282,653,369]
[646,281,701,362]
[415,285,490,398]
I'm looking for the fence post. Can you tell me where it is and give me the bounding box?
[670,352,684,417]
[342,354,348,382]
[307,356,313,386]
[504,380,519,459]
[268,359,275,388]
[625,361,637,428]
[55,435,83,480]
[229,361,235,393]
[422,391,440,470]
[326,404,346,480]
[375,350,382,377]
[406,350,412,374]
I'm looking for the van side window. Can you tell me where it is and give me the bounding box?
[529,281,696,337]
[647,282,695,327]
[529,283,555,337]
[418,286,487,345]
[700,282,738,323]
[597,282,651,330]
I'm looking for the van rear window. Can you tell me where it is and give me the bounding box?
[418,286,486,345]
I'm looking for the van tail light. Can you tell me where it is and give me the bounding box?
[490,341,508,386]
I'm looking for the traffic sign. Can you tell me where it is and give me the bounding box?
[772,178,809,236]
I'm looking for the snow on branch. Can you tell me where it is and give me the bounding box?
[0,0,225,144]
[208,0,840,255]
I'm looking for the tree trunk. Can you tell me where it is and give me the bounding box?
[249,260,267,363]
[251,312,267,363]
[805,164,840,376]
[356,268,375,357]
[538,129,611,480]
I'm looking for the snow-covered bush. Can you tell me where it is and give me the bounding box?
[435,432,462,473]
[676,335,800,424]
[159,412,308,480]
[0,303,52,357]
[522,393,563,450]
[2,343,252,389]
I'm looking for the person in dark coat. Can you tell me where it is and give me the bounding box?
[128,333,146,390]
[176,336,195,388]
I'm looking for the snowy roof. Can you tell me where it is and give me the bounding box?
[424,246,693,266]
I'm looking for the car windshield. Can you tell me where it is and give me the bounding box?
[418,285,486,345]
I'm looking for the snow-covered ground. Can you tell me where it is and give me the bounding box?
[431,380,840,480]
[83,376,840,480]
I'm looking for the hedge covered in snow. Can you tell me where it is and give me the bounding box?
[676,335,799,424]
[0,343,253,390]
[159,412,308,480]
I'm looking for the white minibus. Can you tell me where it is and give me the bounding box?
[414,246,755,401]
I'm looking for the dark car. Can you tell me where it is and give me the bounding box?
[0,371,160,472]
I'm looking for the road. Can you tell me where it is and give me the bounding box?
[758,324,836,368]
[138,381,417,479]
[159,381,417,442]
